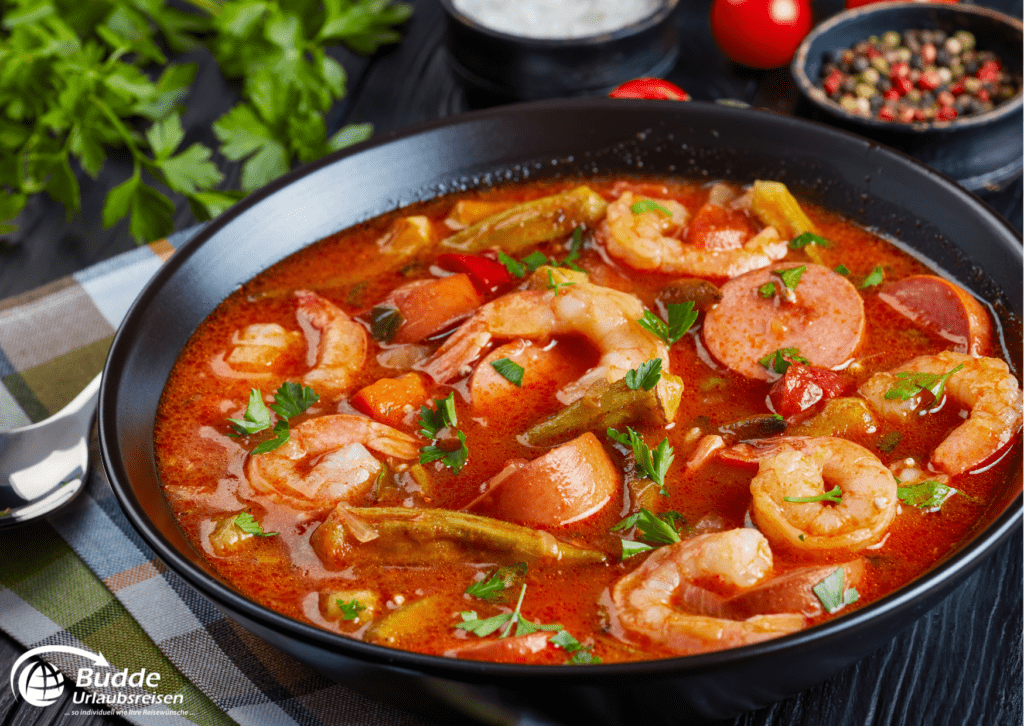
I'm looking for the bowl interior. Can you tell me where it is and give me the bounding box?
[100,100,1022,690]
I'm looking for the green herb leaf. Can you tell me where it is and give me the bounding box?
[420,430,468,474]
[630,199,672,216]
[834,264,851,275]
[370,306,404,343]
[456,584,561,639]
[547,268,575,295]
[608,427,674,494]
[620,540,655,558]
[883,364,964,404]
[337,599,366,621]
[759,282,776,299]
[877,431,902,453]
[497,250,525,278]
[251,419,291,454]
[269,382,319,419]
[777,265,807,290]
[757,347,809,375]
[612,508,683,546]
[521,251,552,272]
[466,562,528,601]
[418,393,459,438]
[859,266,885,289]
[455,610,513,637]
[789,232,832,249]
[228,389,273,434]
[490,358,525,386]
[234,512,277,537]
[638,303,697,346]
[784,485,843,504]
[550,630,602,664]
[625,359,663,391]
[812,567,860,614]
[898,480,957,511]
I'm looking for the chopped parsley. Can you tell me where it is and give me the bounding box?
[420,430,469,474]
[549,630,602,664]
[456,584,562,639]
[758,347,809,375]
[784,485,843,504]
[418,394,468,473]
[337,599,366,621]
[369,305,404,342]
[490,357,525,386]
[897,480,957,511]
[497,250,525,278]
[625,358,663,391]
[859,266,885,289]
[777,265,807,290]
[789,232,832,249]
[637,302,698,346]
[834,263,851,275]
[228,382,319,454]
[630,199,673,216]
[812,567,860,614]
[883,364,964,404]
[607,426,675,495]
[611,508,687,559]
[759,282,776,299]
[234,512,277,537]
[877,431,902,453]
[465,563,528,601]
[547,268,576,295]
[522,251,552,272]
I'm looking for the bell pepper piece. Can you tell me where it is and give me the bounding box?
[750,180,820,239]
[436,253,516,295]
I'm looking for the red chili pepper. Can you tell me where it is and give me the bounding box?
[435,253,515,295]
[823,69,844,96]
[608,78,690,101]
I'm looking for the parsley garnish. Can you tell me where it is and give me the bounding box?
[630,199,673,216]
[897,480,957,511]
[637,302,698,346]
[497,250,525,278]
[490,358,525,386]
[547,268,575,295]
[420,431,469,474]
[611,508,687,558]
[466,563,528,601]
[834,263,851,275]
[418,394,468,473]
[607,427,674,495]
[784,485,843,504]
[522,251,552,272]
[337,599,366,621]
[883,364,964,404]
[456,584,562,639]
[759,282,776,299]
[549,630,602,664]
[228,383,319,453]
[812,567,860,614]
[777,265,807,290]
[859,266,885,289]
[877,431,902,453]
[625,359,663,391]
[757,347,809,375]
[234,512,277,537]
[789,232,832,249]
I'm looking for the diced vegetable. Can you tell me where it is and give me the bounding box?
[436,253,517,295]
[365,595,448,645]
[444,200,516,229]
[789,397,878,438]
[351,373,430,428]
[319,589,381,623]
[442,187,608,253]
[208,514,256,556]
[718,414,788,442]
[656,278,722,313]
[379,273,483,344]
[769,365,856,420]
[749,180,820,239]
[523,373,683,447]
[377,215,434,257]
[309,506,608,569]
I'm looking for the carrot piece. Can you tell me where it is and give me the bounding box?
[351,373,429,428]
[383,273,483,345]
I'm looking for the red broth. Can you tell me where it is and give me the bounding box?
[154,177,1021,664]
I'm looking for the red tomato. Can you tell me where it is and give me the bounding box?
[608,78,690,101]
[847,0,957,6]
[710,0,813,69]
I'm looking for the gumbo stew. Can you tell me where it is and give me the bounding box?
[155,177,1022,665]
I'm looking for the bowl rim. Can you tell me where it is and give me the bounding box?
[436,0,680,46]
[791,1,1024,133]
[100,97,1024,684]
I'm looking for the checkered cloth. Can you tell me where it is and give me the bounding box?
[0,230,445,726]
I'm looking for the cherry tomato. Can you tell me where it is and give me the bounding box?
[608,78,690,101]
[710,0,813,69]
[846,0,957,7]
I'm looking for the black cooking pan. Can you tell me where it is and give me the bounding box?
[98,99,1022,725]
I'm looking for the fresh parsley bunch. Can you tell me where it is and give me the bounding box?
[0,0,411,243]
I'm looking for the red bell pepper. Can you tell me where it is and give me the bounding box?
[608,78,690,101]
[435,253,515,295]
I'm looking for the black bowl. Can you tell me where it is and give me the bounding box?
[791,2,1023,193]
[99,99,1022,725]
[437,0,680,100]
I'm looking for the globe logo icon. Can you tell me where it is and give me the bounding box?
[18,659,64,707]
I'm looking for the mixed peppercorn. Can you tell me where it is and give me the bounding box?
[818,29,1020,123]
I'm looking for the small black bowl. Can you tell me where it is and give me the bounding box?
[792,2,1023,193]
[437,0,680,100]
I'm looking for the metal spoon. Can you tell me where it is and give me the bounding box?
[0,373,100,527]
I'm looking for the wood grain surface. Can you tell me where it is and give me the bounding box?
[1,1,1021,724]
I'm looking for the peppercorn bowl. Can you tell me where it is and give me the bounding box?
[436,0,681,101]
[791,2,1023,193]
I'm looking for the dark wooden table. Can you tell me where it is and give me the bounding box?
[2,1,1021,724]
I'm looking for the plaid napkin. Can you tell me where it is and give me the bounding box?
[0,230,447,726]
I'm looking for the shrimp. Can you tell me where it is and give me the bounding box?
[246,414,419,509]
[748,437,897,556]
[420,281,669,404]
[859,351,1022,476]
[295,290,368,394]
[609,529,805,655]
[600,192,788,278]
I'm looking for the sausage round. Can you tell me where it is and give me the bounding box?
[877,274,992,356]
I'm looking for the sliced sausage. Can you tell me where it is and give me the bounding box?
[467,432,619,528]
[447,632,559,663]
[724,560,866,619]
[877,274,992,356]
[703,263,865,381]
[381,273,483,345]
